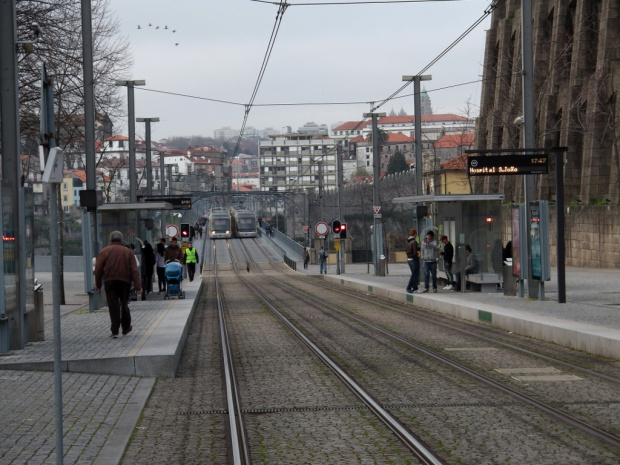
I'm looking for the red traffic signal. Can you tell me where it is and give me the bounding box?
[340,223,347,238]
[331,219,341,234]
[180,223,190,237]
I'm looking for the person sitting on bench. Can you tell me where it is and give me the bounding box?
[454,245,479,291]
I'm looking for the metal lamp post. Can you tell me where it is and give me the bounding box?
[136,117,159,196]
[402,75,432,196]
[115,79,145,202]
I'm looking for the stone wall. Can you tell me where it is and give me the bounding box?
[501,205,619,269]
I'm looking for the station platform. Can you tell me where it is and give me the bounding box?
[0,275,202,378]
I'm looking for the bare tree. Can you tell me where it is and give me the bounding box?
[17,0,132,303]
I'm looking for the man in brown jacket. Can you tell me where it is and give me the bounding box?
[95,231,142,338]
[164,236,184,263]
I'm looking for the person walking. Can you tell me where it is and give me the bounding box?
[94,231,142,338]
[405,229,420,293]
[184,241,199,282]
[318,246,328,274]
[439,235,455,290]
[419,230,438,293]
[155,241,166,293]
[303,247,310,270]
[164,237,183,263]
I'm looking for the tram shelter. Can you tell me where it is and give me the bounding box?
[98,201,174,262]
[392,194,505,289]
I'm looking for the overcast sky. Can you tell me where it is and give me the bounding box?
[107,0,493,141]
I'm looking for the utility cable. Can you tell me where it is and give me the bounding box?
[232,0,289,158]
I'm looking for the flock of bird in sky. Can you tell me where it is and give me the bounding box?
[137,23,179,46]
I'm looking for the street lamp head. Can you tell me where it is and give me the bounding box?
[136,117,160,123]
[115,79,146,86]
[402,75,432,82]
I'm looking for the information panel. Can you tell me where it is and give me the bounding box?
[467,155,548,176]
[140,195,192,210]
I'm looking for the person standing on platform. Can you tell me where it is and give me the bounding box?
[405,229,420,293]
[318,246,328,274]
[142,239,155,295]
[155,241,166,293]
[440,235,455,290]
[94,231,142,338]
[184,242,199,282]
[303,247,310,270]
[419,230,438,293]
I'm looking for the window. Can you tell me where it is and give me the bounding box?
[63,183,68,190]
[63,195,68,202]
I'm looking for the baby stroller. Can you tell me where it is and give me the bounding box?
[164,260,185,299]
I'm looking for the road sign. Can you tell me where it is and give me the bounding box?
[373,206,381,214]
[334,238,341,251]
[315,222,329,236]
[303,225,309,232]
[166,224,179,238]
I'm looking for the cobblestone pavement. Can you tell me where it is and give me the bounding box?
[0,370,153,465]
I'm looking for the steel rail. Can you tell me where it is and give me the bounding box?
[235,239,444,465]
[313,281,620,386]
[215,240,252,465]
[266,272,620,450]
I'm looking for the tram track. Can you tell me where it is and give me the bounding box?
[219,238,442,464]
[124,238,619,464]
[238,238,620,454]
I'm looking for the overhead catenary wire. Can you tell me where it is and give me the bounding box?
[252,0,458,5]
[132,0,499,161]
[231,0,289,158]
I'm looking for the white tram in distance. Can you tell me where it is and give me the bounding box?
[207,207,232,239]
[230,207,258,238]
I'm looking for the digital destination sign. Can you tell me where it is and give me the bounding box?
[467,154,548,176]
[140,195,192,210]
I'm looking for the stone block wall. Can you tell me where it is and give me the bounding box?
[501,205,620,269]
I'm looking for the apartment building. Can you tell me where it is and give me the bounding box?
[259,134,339,193]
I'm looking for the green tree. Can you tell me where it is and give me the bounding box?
[352,167,371,178]
[365,128,389,145]
[386,151,409,175]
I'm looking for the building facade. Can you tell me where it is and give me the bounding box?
[259,134,339,193]
[474,0,620,204]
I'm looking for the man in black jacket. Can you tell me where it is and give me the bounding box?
[440,235,455,290]
[405,229,419,293]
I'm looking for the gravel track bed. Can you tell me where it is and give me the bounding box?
[121,276,228,464]
[219,272,419,464]
[288,276,620,437]
[265,274,620,464]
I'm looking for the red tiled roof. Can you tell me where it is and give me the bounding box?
[332,121,370,131]
[434,133,475,148]
[386,132,414,143]
[441,153,468,170]
[105,135,129,141]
